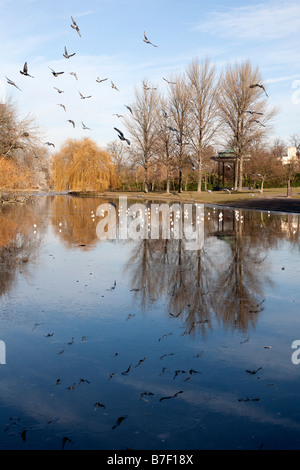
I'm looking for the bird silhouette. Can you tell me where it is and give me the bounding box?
[57,104,66,111]
[54,87,64,94]
[114,127,130,145]
[71,16,81,37]
[48,67,64,77]
[111,81,120,91]
[5,76,21,91]
[113,114,123,118]
[163,77,176,85]
[79,91,91,99]
[124,104,133,114]
[143,31,158,47]
[159,391,183,402]
[44,142,55,147]
[63,46,76,58]
[62,437,72,449]
[70,72,78,80]
[67,120,75,128]
[20,62,34,78]
[143,82,157,90]
[96,77,108,83]
[249,83,268,97]
[246,110,264,116]
[250,119,266,127]
[112,416,127,429]
[82,121,91,130]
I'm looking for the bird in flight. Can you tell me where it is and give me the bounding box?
[44,142,55,147]
[246,110,264,116]
[67,120,75,128]
[48,67,64,77]
[249,83,268,97]
[79,91,91,99]
[82,121,91,130]
[5,76,21,90]
[63,46,76,59]
[114,127,130,145]
[54,87,64,94]
[143,31,158,47]
[20,62,34,78]
[57,104,66,111]
[71,16,81,37]
[96,77,108,83]
[250,119,266,127]
[70,72,78,80]
[113,114,123,118]
[143,81,157,90]
[163,77,176,85]
[111,81,120,91]
[124,104,133,114]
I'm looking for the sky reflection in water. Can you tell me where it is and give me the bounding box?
[0,195,300,450]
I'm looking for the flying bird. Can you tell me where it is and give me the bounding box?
[48,67,64,77]
[57,104,66,112]
[44,142,55,147]
[82,121,91,130]
[250,119,266,127]
[20,62,34,78]
[70,72,78,80]
[163,77,176,85]
[246,110,264,116]
[63,46,76,59]
[5,76,21,91]
[249,83,268,97]
[111,81,119,91]
[96,76,108,83]
[67,120,75,128]
[143,81,157,90]
[113,114,123,118]
[124,104,133,114]
[112,416,127,429]
[79,91,92,99]
[54,87,64,94]
[71,16,81,37]
[143,31,158,47]
[114,127,130,145]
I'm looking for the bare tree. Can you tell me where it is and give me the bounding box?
[0,99,41,162]
[186,58,220,192]
[167,73,191,193]
[154,97,177,193]
[218,61,278,191]
[123,80,159,193]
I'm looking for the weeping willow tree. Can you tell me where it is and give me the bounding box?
[51,137,120,191]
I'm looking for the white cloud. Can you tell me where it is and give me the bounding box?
[195,1,300,41]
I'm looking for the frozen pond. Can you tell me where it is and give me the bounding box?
[0,194,300,450]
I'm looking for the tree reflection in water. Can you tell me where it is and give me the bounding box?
[123,204,286,336]
[0,196,48,297]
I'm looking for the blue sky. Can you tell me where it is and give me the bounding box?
[0,0,299,151]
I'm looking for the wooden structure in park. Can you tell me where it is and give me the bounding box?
[211,149,250,190]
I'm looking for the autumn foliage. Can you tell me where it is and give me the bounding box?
[51,137,120,192]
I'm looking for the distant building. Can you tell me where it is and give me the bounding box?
[281,147,298,165]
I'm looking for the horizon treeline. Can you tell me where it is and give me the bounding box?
[1,58,299,194]
[106,58,299,194]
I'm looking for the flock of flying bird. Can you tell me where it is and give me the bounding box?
[3,17,168,150]
[4,15,269,156]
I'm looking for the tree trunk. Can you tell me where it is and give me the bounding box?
[197,168,202,192]
[238,155,243,191]
[178,169,183,193]
[166,168,170,193]
[287,177,292,197]
[144,164,148,193]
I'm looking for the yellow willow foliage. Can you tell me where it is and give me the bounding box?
[0,159,32,189]
[51,138,120,191]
